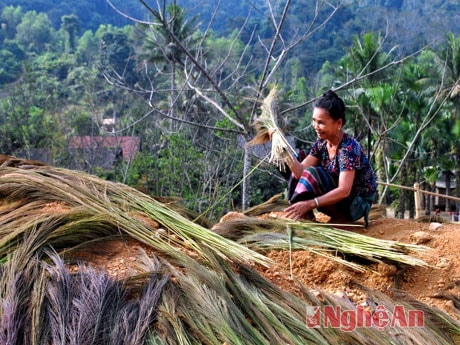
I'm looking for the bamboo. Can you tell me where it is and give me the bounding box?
[377,181,460,202]
[414,182,422,219]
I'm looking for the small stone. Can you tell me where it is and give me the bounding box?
[437,258,451,269]
[429,222,442,231]
[445,300,455,309]
[410,231,433,244]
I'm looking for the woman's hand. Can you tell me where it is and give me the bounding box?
[284,200,314,221]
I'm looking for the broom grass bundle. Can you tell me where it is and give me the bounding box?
[0,164,270,268]
[1,156,460,344]
[248,86,297,170]
[213,216,430,271]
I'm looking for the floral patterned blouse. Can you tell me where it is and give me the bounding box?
[309,133,377,199]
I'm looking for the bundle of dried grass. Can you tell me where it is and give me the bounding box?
[248,86,296,170]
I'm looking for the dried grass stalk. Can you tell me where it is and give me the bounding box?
[248,86,296,170]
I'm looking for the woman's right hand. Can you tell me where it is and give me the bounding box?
[284,200,315,221]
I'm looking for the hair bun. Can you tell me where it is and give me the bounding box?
[323,90,339,99]
[315,89,345,124]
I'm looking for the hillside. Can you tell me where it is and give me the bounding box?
[1,0,459,48]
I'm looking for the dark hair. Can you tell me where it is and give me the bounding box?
[314,90,346,125]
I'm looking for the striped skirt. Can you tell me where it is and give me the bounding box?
[287,166,374,226]
[288,166,337,204]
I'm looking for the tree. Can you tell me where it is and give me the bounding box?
[75,30,99,66]
[98,26,137,86]
[0,5,23,41]
[0,63,65,159]
[105,0,345,213]
[0,46,24,83]
[15,11,53,53]
[61,14,79,53]
[134,3,201,131]
[432,33,460,204]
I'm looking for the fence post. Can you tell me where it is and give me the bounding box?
[414,182,422,219]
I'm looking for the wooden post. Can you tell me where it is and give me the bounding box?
[414,182,422,219]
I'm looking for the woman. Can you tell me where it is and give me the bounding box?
[280,90,376,225]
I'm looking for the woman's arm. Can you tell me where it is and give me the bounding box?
[267,128,319,178]
[284,169,355,220]
[287,154,319,179]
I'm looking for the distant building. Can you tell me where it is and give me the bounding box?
[68,136,141,171]
[435,170,457,211]
[13,136,141,173]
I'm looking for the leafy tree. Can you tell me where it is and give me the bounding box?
[0,46,23,83]
[61,13,79,53]
[0,65,64,156]
[0,5,23,41]
[432,33,460,203]
[75,30,99,65]
[97,25,137,88]
[15,10,53,53]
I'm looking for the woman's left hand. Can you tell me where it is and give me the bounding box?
[284,200,313,221]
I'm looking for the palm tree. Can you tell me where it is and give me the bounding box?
[336,32,398,202]
[433,33,460,202]
[135,3,200,131]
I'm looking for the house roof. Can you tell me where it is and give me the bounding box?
[69,136,141,161]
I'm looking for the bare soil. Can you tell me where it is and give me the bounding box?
[258,215,460,320]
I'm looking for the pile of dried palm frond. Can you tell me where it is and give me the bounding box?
[0,156,459,345]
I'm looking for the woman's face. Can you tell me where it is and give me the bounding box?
[311,107,342,141]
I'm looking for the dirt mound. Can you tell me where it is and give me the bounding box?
[257,216,460,321]
[57,184,460,322]
[80,212,460,321]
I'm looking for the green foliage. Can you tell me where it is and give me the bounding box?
[453,118,460,138]
[61,13,79,53]
[98,27,138,86]
[0,0,142,31]
[1,0,460,217]
[15,10,54,53]
[0,47,22,83]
